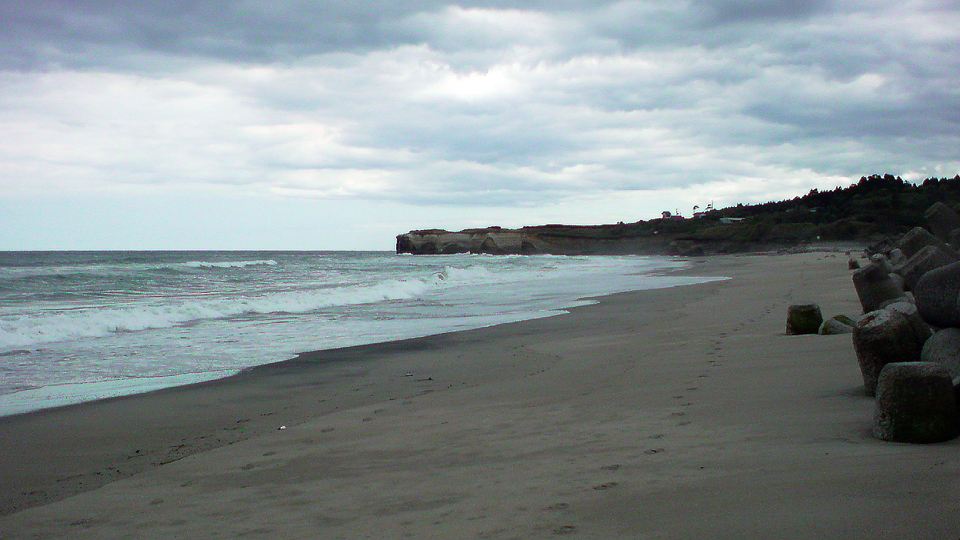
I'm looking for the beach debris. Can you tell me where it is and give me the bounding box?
[278,425,286,430]
[872,362,959,443]
[853,309,924,396]
[786,303,823,335]
[848,258,861,270]
[914,261,960,328]
[920,328,960,379]
[852,262,907,313]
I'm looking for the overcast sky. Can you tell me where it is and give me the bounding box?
[1,0,958,250]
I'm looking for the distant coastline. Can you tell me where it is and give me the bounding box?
[398,174,960,256]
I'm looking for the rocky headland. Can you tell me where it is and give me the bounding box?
[397,174,960,256]
[395,225,681,256]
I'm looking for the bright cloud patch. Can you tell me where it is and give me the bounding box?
[1,0,958,248]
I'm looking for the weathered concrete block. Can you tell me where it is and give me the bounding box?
[925,202,960,242]
[873,362,959,443]
[920,328,960,380]
[852,262,906,314]
[915,261,960,328]
[786,303,823,335]
[893,245,958,291]
[888,273,906,293]
[888,248,907,267]
[950,228,960,248]
[853,309,924,396]
[870,254,894,273]
[898,226,958,259]
[885,301,933,345]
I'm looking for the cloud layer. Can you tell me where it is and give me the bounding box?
[2,0,959,248]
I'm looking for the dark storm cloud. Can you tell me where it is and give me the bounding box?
[703,0,833,24]
[1,0,958,215]
[0,0,848,69]
[1,0,627,70]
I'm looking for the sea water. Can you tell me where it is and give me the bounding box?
[0,251,718,415]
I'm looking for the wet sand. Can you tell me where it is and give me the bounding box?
[2,252,958,539]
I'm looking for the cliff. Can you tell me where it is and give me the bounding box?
[396,225,680,255]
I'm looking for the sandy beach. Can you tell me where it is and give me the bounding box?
[2,252,958,539]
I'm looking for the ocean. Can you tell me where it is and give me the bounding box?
[0,251,718,416]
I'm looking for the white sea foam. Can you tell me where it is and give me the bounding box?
[438,265,497,282]
[0,267,500,349]
[180,259,279,269]
[0,252,723,415]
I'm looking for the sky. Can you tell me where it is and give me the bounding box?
[1,0,959,250]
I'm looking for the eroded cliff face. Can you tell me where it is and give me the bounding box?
[395,225,669,255]
[396,229,542,255]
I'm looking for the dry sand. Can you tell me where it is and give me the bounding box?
[1,252,959,539]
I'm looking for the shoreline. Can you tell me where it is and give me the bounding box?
[0,253,713,418]
[0,258,728,515]
[3,251,959,538]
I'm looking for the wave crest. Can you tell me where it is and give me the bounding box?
[181,260,279,269]
[0,277,432,349]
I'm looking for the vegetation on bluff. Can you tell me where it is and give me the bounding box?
[698,174,960,243]
[400,174,960,255]
[537,174,960,253]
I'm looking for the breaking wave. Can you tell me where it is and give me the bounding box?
[180,260,279,269]
[0,264,506,349]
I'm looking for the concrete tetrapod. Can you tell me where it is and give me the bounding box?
[898,226,957,259]
[853,309,924,396]
[915,261,960,329]
[852,262,905,314]
[786,303,823,335]
[925,202,960,242]
[920,328,960,381]
[894,245,957,291]
[873,362,959,443]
